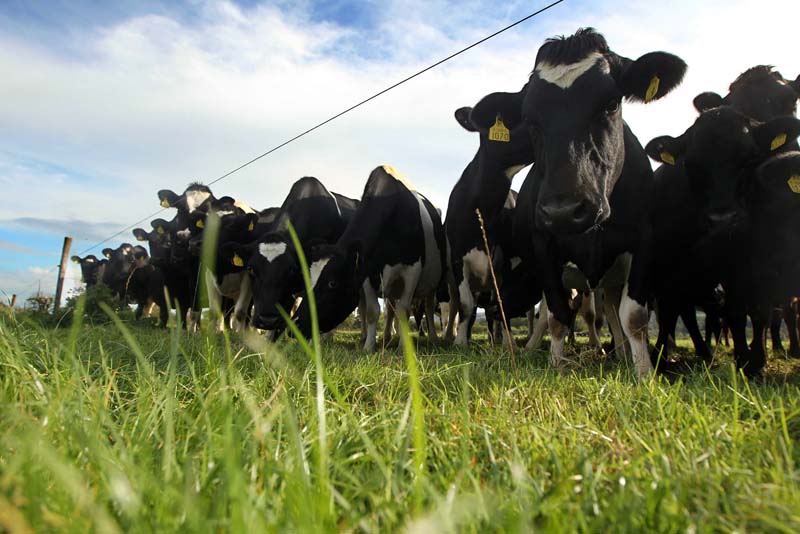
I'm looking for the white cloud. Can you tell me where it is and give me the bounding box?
[0,0,798,301]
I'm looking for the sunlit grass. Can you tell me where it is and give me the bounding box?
[1,308,799,532]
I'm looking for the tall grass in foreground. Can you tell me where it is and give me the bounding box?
[1,293,800,530]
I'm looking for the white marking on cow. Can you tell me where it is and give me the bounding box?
[535,52,609,89]
[185,190,211,213]
[310,258,331,288]
[510,257,522,270]
[176,229,191,240]
[382,164,417,191]
[259,242,287,262]
[463,247,491,288]
[233,200,256,214]
[362,279,380,350]
[619,283,653,379]
[331,194,342,217]
[413,193,442,298]
[504,164,526,180]
[215,210,235,217]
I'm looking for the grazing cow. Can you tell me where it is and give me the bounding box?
[221,177,359,332]
[645,107,800,374]
[444,87,535,345]
[517,28,687,378]
[294,165,446,349]
[70,255,107,288]
[649,65,800,363]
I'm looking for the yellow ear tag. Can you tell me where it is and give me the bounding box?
[660,152,676,166]
[196,219,204,229]
[136,234,146,241]
[645,75,660,103]
[488,116,510,143]
[788,175,800,194]
[160,199,170,208]
[156,226,165,235]
[233,254,244,267]
[248,221,255,231]
[771,133,787,151]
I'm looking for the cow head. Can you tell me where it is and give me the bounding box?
[694,66,799,122]
[101,243,136,293]
[132,223,172,263]
[222,233,303,330]
[646,107,800,229]
[158,183,215,215]
[71,254,106,286]
[524,28,687,233]
[454,85,534,172]
[294,241,364,337]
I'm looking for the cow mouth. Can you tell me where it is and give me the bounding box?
[253,314,282,330]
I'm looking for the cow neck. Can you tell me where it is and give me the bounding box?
[467,150,516,219]
[336,193,397,264]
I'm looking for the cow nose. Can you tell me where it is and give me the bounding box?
[538,199,596,233]
[253,313,280,330]
[706,210,737,228]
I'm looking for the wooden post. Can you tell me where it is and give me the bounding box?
[54,236,73,311]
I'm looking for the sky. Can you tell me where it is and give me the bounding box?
[1,0,798,304]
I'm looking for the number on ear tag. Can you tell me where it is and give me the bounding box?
[488,116,510,143]
[788,175,800,194]
[771,133,787,151]
[233,254,244,267]
[645,75,660,103]
[660,152,676,166]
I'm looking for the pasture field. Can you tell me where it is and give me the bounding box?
[1,310,799,533]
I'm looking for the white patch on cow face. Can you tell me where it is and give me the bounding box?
[504,165,526,180]
[185,190,211,213]
[233,200,256,214]
[259,242,287,262]
[215,210,235,217]
[310,257,331,288]
[535,52,609,89]
[176,229,191,240]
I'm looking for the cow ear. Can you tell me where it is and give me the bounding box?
[102,248,113,259]
[790,75,800,97]
[454,107,477,132]
[468,90,526,131]
[132,228,149,242]
[150,218,171,234]
[753,116,800,155]
[616,52,687,103]
[645,134,687,166]
[157,189,180,209]
[756,152,800,192]
[693,92,725,113]
[70,255,80,264]
[220,242,253,268]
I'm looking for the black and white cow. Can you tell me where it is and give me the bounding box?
[221,177,359,332]
[518,28,687,378]
[294,165,446,349]
[126,245,170,326]
[444,87,535,345]
[649,65,800,363]
[100,243,137,300]
[646,107,800,374]
[70,255,107,288]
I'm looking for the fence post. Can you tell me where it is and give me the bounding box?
[54,236,73,311]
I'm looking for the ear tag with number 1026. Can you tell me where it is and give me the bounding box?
[489,115,510,143]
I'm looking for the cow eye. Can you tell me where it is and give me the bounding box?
[604,99,621,116]
[327,280,337,290]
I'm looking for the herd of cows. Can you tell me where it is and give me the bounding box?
[70,28,800,378]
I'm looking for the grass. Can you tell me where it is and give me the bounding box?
[1,308,799,533]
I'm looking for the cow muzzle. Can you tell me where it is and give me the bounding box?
[537,197,605,234]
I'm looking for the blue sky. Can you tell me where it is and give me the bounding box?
[0,0,798,303]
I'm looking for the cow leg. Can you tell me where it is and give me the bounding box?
[135,302,145,320]
[770,307,784,352]
[358,289,368,346]
[231,275,252,333]
[785,301,800,358]
[603,285,630,361]
[580,291,602,351]
[186,309,201,332]
[619,283,653,379]
[653,300,679,364]
[444,273,459,342]
[526,309,535,339]
[424,295,438,342]
[747,307,769,376]
[682,305,711,362]
[526,295,549,350]
[362,280,380,351]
